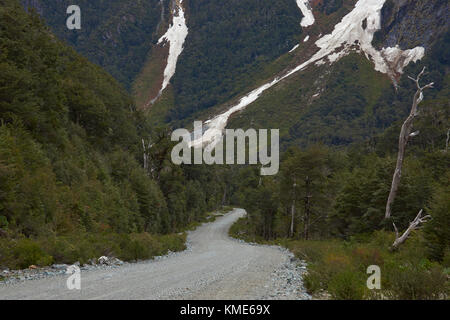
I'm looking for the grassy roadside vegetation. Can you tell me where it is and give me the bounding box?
[230,217,449,300]
[0,232,186,270]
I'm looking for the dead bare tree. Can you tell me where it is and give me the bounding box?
[303,176,311,240]
[383,67,434,248]
[446,129,449,152]
[385,67,434,220]
[289,179,296,238]
[393,210,431,249]
[142,138,155,177]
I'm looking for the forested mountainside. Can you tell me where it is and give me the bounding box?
[22,0,306,121]
[0,0,229,269]
[229,38,448,148]
[168,0,303,122]
[220,0,449,149]
[21,0,164,89]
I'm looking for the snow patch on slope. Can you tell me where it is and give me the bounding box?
[310,0,424,81]
[190,79,282,148]
[289,44,300,53]
[190,0,425,148]
[296,0,315,27]
[379,46,425,76]
[150,0,188,105]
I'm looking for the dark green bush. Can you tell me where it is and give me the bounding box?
[0,232,187,270]
[12,239,53,269]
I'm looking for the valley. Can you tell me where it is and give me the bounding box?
[1,0,448,301]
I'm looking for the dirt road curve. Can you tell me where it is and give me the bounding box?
[0,209,309,300]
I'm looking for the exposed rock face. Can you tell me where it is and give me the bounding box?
[374,0,449,50]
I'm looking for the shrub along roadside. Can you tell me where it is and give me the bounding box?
[0,232,186,270]
[230,217,449,300]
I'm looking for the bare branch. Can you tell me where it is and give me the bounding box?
[392,210,431,249]
[393,222,399,240]
[421,82,434,91]
[408,67,434,92]
[409,67,426,88]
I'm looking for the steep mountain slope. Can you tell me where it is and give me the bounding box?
[23,0,308,119]
[23,0,448,150]
[137,0,306,126]
[22,0,164,89]
[190,0,448,148]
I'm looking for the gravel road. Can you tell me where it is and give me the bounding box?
[0,209,310,300]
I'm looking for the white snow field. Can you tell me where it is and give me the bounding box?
[150,0,188,105]
[190,0,425,148]
[296,0,315,27]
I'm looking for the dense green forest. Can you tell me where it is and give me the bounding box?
[21,0,164,89]
[0,0,228,269]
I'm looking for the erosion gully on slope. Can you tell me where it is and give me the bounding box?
[0,209,311,300]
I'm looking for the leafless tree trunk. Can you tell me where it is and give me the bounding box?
[142,138,154,177]
[385,67,434,219]
[303,176,311,240]
[446,129,449,152]
[392,210,431,249]
[222,188,227,206]
[290,179,296,238]
[142,139,148,172]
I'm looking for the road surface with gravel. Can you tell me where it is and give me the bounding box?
[0,209,310,300]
